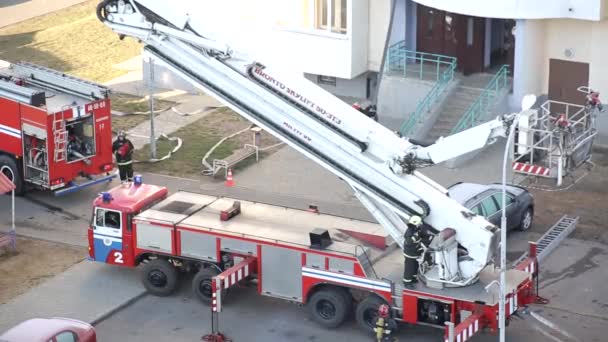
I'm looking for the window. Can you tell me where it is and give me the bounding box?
[53,331,77,342]
[480,196,500,217]
[318,75,337,86]
[315,0,347,34]
[491,193,515,210]
[95,208,121,229]
[445,14,456,43]
[466,17,474,46]
[425,9,434,38]
[472,204,484,216]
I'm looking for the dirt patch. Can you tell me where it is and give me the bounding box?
[0,237,86,304]
[133,108,280,178]
[528,147,608,244]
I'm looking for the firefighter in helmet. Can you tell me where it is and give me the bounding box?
[374,304,397,342]
[112,130,134,183]
[403,215,424,289]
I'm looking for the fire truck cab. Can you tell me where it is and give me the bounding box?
[0,62,116,195]
[88,176,168,266]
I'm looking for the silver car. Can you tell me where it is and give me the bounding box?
[447,182,535,231]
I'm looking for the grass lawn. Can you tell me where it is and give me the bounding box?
[132,108,280,178]
[0,0,141,83]
[110,93,176,133]
[133,109,239,177]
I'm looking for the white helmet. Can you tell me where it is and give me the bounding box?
[408,215,422,227]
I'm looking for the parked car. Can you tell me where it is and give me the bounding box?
[0,317,96,342]
[447,182,534,231]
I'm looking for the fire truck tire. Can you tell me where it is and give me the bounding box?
[355,295,389,334]
[192,267,225,304]
[308,288,349,329]
[141,258,179,296]
[0,155,23,195]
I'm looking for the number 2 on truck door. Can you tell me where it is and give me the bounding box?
[92,208,124,264]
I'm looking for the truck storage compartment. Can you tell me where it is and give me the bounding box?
[23,134,49,186]
[65,115,96,163]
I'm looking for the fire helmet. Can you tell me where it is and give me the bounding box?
[408,215,422,227]
[378,304,390,318]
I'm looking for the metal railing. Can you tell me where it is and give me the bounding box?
[451,64,510,134]
[399,62,457,136]
[385,41,456,82]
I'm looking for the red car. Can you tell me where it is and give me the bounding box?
[0,318,96,342]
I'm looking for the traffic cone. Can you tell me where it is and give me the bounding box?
[225,168,235,187]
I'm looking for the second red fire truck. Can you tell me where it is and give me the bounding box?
[88,179,543,341]
[0,61,115,196]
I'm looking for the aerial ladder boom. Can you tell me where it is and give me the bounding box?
[96,0,534,287]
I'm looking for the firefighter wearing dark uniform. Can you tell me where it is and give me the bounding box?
[374,304,397,342]
[112,130,134,183]
[403,215,424,289]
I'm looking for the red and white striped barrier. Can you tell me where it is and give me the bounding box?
[507,292,519,316]
[212,278,219,312]
[445,314,481,342]
[220,263,251,289]
[213,257,256,312]
[513,162,551,177]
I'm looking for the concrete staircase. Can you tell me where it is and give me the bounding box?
[426,86,484,140]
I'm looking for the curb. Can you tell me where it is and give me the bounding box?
[90,291,148,326]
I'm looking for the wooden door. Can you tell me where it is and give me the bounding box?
[416,5,443,55]
[442,12,462,60]
[548,59,589,105]
[460,16,486,75]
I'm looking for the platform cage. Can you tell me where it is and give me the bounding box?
[512,99,597,187]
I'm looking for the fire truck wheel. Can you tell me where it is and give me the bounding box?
[141,258,179,296]
[0,155,23,195]
[308,288,349,329]
[355,295,388,334]
[192,267,225,304]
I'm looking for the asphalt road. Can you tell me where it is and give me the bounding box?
[95,267,607,342]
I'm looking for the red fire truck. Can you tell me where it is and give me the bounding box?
[0,62,115,196]
[88,179,542,341]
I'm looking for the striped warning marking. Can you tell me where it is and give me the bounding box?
[513,162,551,176]
[445,316,480,342]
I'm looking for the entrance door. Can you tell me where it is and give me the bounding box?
[442,12,461,59]
[461,17,486,75]
[417,5,443,55]
[548,59,589,106]
[93,207,125,265]
[416,5,485,74]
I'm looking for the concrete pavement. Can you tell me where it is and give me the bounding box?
[0,260,145,333]
[0,0,89,28]
[93,238,608,342]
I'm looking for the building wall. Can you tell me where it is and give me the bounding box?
[510,18,608,144]
[389,0,407,46]
[411,0,604,21]
[304,72,371,99]
[352,0,370,77]
[512,19,547,105]
[512,18,608,96]
[368,0,391,72]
